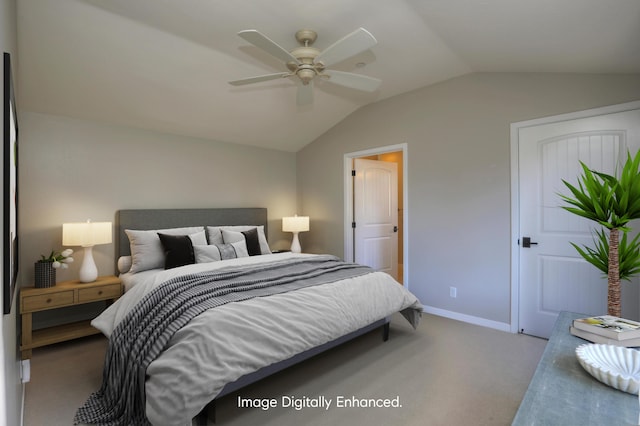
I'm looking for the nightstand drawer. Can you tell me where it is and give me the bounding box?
[22,291,74,313]
[78,284,121,303]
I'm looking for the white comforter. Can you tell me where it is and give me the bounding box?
[92,253,422,425]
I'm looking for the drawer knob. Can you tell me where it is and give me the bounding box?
[46,298,52,304]
[98,290,103,295]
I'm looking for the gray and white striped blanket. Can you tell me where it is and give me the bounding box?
[74,255,372,426]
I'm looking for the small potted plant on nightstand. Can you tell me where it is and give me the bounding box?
[35,249,74,288]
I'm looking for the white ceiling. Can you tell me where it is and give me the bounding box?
[16,0,640,152]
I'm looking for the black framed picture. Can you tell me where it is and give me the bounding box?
[3,52,18,314]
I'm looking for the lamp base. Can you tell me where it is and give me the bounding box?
[78,246,98,283]
[290,232,302,253]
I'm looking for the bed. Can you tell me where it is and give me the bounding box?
[75,208,422,425]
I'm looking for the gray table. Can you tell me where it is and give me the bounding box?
[512,311,638,425]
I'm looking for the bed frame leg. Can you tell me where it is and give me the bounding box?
[382,322,390,341]
[194,410,208,426]
[194,400,216,425]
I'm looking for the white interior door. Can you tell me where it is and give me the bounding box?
[518,109,640,338]
[354,158,398,279]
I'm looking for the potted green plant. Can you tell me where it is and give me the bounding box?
[559,150,640,317]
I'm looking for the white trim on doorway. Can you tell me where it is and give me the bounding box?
[509,100,640,334]
[343,143,409,289]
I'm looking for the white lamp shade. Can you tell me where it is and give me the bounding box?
[63,221,112,247]
[282,216,309,233]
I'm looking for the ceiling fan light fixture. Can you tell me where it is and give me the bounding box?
[297,68,316,85]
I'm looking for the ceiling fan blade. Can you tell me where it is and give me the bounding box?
[297,82,314,106]
[229,72,290,86]
[323,70,381,92]
[315,28,377,67]
[238,30,300,64]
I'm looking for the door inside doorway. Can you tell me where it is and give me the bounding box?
[352,151,403,283]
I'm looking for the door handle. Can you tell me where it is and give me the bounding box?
[521,237,538,248]
[393,226,398,233]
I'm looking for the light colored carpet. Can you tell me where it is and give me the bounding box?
[24,313,546,426]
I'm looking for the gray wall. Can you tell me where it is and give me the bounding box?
[297,72,640,326]
[1,0,20,424]
[19,112,299,285]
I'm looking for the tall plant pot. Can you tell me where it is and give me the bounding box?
[34,262,56,288]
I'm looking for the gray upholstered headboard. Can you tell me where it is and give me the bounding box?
[115,208,268,260]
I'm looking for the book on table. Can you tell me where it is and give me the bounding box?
[572,315,640,340]
[570,326,640,347]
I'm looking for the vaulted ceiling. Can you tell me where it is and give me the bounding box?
[17,0,640,152]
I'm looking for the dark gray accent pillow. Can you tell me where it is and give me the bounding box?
[158,233,195,269]
[242,228,262,256]
[216,243,238,260]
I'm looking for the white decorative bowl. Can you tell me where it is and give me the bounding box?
[576,344,640,394]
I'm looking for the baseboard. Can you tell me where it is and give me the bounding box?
[423,305,512,333]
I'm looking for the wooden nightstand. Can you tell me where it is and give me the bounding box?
[20,275,122,359]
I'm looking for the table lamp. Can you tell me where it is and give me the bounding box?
[282,215,309,253]
[62,220,112,283]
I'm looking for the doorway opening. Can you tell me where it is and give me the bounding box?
[344,143,408,287]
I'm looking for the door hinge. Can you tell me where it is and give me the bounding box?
[351,170,356,176]
[352,222,356,228]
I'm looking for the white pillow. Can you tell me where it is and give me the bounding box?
[221,229,259,255]
[207,225,271,254]
[231,240,249,258]
[126,227,205,273]
[189,230,207,245]
[193,240,248,263]
[193,245,221,263]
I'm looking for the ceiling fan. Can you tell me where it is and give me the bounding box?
[229,28,382,105]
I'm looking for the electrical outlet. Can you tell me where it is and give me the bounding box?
[450,286,457,298]
[21,359,30,383]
